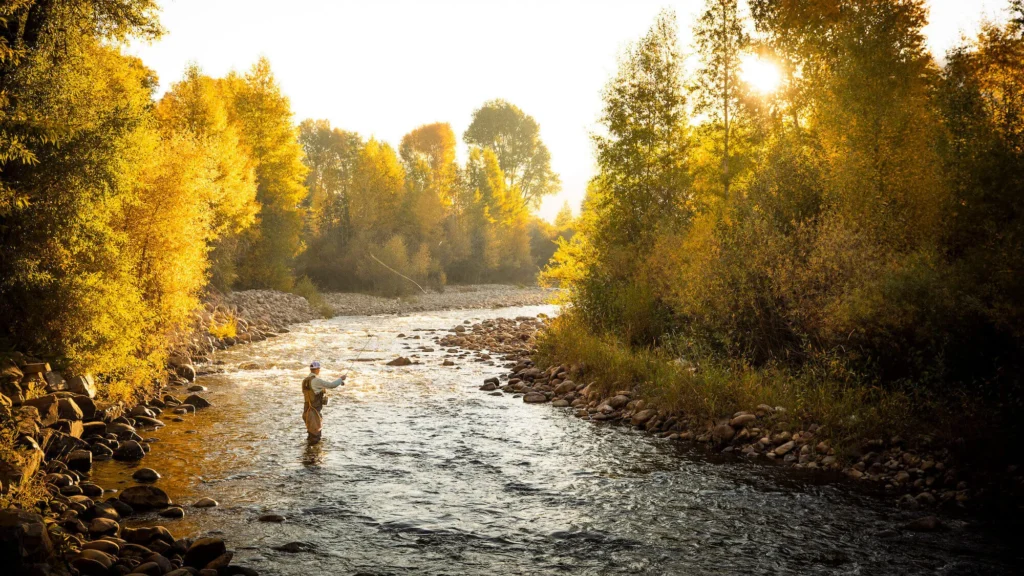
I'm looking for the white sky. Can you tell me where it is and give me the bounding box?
[128,0,1010,222]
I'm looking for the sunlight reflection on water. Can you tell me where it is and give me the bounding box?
[91,305,1018,575]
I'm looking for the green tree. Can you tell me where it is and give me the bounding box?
[464,99,560,209]
[692,0,748,199]
[226,57,308,291]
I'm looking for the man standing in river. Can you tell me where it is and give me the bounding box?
[302,360,345,443]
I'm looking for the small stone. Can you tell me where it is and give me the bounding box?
[158,506,185,519]
[774,441,796,456]
[193,497,219,508]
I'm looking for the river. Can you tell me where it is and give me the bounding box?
[91,306,1019,575]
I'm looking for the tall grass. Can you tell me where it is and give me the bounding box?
[536,313,921,452]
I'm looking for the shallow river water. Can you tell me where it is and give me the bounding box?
[92,306,1019,575]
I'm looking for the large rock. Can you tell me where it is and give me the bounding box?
[133,468,161,482]
[43,370,65,391]
[0,509,53,567]
[183,394,211,409]
[23,395,59,426]
[120,485,171,510]
[729,413,757,428]
[523,392,548,403]
[386,357,413,367]
[113,440,146,461]
[66,449,93,473]
[607,395,630,410]
[183,537,227,568]
[66,374,97,398]
[57,397,84,420]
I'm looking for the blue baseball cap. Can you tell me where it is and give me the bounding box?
[310,360,321,370]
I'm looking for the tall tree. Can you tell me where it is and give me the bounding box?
[592,8,690,248]
[693,0,748,200]
[225,57,308,291]
[464,99,560,209]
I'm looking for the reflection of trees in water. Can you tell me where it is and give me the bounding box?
[302,440,325,467]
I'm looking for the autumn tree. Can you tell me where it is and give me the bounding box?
[225,57,308,291]
[464,99,560,209]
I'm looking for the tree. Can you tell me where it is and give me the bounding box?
[225,57,308,291]
[592,8,690,248]
[464,99,560,209]
[155,64,258,290]
[692,0,749,200]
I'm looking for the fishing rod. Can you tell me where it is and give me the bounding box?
[368,252,429,294]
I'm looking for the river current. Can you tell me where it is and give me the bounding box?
[91,306,1018,575]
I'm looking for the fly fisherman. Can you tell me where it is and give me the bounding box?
[302,360,346,443]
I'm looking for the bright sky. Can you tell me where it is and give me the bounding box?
[128,0,1010,222]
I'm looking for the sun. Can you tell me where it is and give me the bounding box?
[740,55,782,94]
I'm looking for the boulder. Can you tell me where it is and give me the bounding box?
[183,394,211,409]
[176,364,197,382]
[386,357,413,367]
[0,446,44,492]
[607,395,630,410]
[113,440,146,461]
[132,468,161,482]
[66,374,97,398]
[159,506,185,519]
[120,485,171,510]
[43,370,65,391]
[523,392,548,403]
[479,382,497,392]
[183,537,227,568]
[193,497,219,508]
[0,509,53,566]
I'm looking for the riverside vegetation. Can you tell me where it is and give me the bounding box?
[538,1,1024,509]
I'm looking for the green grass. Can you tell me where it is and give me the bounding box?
[292,276,335,318]
[535,313,920,454]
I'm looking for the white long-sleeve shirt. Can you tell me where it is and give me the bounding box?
[308,373,346,392]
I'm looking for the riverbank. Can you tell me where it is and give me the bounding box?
[0,285,556,573]
[438,315,1024,520]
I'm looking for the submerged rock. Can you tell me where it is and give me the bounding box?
[120,485,171,509]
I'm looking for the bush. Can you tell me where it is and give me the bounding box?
[291,276,334,317]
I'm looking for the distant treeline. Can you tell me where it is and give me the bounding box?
[0,0,571,388]
[544,0,1024,430]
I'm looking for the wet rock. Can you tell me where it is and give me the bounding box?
[132,468,161,482]
[551,399,570,407]
[442,359,455,366]
[113,440,146,461]
[193,497,219,508]
[188,385,207,392]
[67,449,93,473]
[386,357,413,367]
[205,551,235,570]
[159,506,185,519]
[72,557,112,576]
[904,515,944,532]
[120,485,171,510]
[133,416,164,428]
[523,392,548,403]
[183,537,227,568]
[272,541,315,553]
[258,513,286,523]
[479,382,497,391]
[183,394,211,409]
[133,561,165,576]
[82,539,120,554]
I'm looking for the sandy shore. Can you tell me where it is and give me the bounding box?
[323,284,557,316]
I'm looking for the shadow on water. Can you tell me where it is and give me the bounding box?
[91,306,1022,575]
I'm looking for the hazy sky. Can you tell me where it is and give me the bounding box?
[128,0,1010,222]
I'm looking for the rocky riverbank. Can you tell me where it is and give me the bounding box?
[433,316,1024,524]
[0,357,257,574]
[323,284,554,316]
